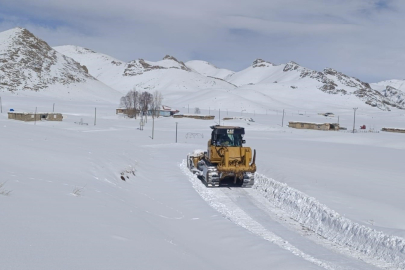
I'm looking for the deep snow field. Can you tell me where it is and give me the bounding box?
[1,90,405,270]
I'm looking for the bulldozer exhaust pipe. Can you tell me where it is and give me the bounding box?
[252,149,256,166]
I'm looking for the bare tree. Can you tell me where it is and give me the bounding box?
[152,90,163,118]
[194,107,201,114]
[128,89,139,119]
[139,91,153,122]
[120,94,132,118]
[119,88,139,118]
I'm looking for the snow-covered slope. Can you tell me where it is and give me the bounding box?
[0,28,120,102]
[54,46,236,93]
[185,60,234,80]
[226,59,404,111]
[225,59,282,85]
[372,79,405,91]
[370,80,405,108]
[52,45,126,81]
[2,93,405,269]
[0,28,90,91]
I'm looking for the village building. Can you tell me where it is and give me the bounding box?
[116,108,129,114]
[8,112,63,122]
[148,105,179,117]
[116,105,178,117]
[288,121,340,131]
[173,114,215,120]
[381,128,405,133]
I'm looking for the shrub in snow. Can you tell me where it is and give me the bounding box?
[0,182,12,196]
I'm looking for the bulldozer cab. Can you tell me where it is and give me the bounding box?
[211,126,245,147]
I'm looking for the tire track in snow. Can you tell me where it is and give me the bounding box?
[180,160,336,270]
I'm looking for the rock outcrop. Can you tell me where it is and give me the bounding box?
[0,27,94,92]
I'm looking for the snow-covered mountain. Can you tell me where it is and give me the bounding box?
[185,60,234,80]
[54,45,236,93]
[372,79,405,91]
[0,28,120,101]
[226,59,405,111]
[0,28,90,91]
[371,80,405,109]
[224,59,281,85]
[1,27,403,111]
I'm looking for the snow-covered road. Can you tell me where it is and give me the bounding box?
[180,161,390,270]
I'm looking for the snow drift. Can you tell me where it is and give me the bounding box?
[253,173,405,269]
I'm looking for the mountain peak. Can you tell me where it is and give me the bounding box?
[283,61,301,72]
[161,55,190,71]
[163,55,179,61]
[252,59,274,68]
[3,26,25,35]
[185,60,234,80]
[0,27,93,92]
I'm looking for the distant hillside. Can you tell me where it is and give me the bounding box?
[0,28,92,91]
[0,28,120,101]
[1,26,403,111]
[185,60,234,80]
[225,59,405,111]
[54,46,236,93]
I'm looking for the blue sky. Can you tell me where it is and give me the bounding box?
[0,0,403,82]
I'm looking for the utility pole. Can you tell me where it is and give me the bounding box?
[140,116,144,130]
[34,107,37,125]
[175,122,178,143]
[352,108,358,133]
[282,109,285,127]
[152,115,154,139]
[53,103,55,113]
[94,107,97,126]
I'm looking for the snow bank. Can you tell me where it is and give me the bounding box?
[179,161,335,270]
[253,174,405,269]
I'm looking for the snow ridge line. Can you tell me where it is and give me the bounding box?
[253,173,405,269]
[179,161,336,270]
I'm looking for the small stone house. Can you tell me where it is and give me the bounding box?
[117,105,178,117]
[288,121,339,131]
[381,128,405,133]
[8,112,63,122]
[116,108,128,114]
[148,105,178,117]
[173,114,215,120]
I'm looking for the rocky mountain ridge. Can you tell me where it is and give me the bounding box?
[252,58,275,68]
[280,61,402,110]
[0,28,94,92]
[123,55,191,76]
[1,27,404,111]
[54,45,236,92]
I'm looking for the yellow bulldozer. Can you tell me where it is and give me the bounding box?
[187,125,256,187]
